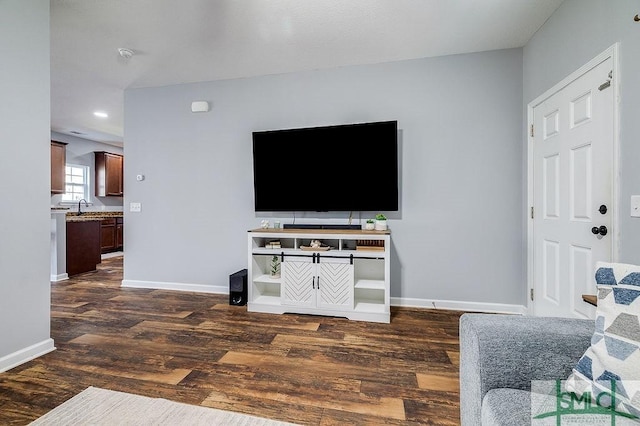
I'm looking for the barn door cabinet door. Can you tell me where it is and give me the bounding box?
[281,256,354,311]
[95,151,123,196]
[51,141,67,194]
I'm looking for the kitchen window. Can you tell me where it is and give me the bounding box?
[61,164,90,202]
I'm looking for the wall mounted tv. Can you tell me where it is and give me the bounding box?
[252,120,398,212]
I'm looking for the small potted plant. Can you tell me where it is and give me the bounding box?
[375,213,388,231]
[270,255,281,278]
[365,219,375,230]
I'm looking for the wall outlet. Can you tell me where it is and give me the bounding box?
[130,202,141,212]
[631,195,640,218]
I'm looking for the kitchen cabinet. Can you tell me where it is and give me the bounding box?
[100,218,116,253]
[116,217,123,250]
[51,141,67,194]
[66,220,101,276]
[94,151,123,196]
[101,217,124,253]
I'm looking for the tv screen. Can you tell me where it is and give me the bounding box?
[252,120,398,212]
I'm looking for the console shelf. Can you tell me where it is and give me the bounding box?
[253,274,281,285]
[247,228,391,323]
[354,279,386,290]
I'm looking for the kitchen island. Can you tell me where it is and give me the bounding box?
[50,208,69,281]
[66,218,102,276]
[64,211,124,277]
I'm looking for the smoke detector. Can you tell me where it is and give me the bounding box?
[118,48,134,59]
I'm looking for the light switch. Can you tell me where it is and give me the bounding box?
[130,202,141,212]
[631,196,640,218]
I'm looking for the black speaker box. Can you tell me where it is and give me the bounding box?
[229,268,248,306]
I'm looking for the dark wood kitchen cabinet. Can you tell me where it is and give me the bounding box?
[101,217,124,253]
[51,141,67,194]
[116,217,123,250]
[100,218,116,253]
[94,151,123,196]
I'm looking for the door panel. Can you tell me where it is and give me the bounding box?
[543,154,560,218]
[317,261,354,311]
[569,244,592,318]
[570,91,591,128]
[281,259,314,307]
[570,143,592,221]
[542,240,560,305]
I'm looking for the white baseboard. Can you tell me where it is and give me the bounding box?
[121,282,526,314]
[121,279,228,294]
[50,273,69,282]
[0,338,56,373]
[390,297,527,315]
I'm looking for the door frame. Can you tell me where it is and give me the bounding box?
[526,43,620,315]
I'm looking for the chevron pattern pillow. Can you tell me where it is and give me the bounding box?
[566,262,640,417]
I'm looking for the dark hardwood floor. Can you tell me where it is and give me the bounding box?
[0,256,464,425]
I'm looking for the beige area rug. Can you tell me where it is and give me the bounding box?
[30,386,297,425]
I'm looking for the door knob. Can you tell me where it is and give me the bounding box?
[599,205,607,215]
[591,225,608,236]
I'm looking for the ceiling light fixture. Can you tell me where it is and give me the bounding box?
[94,111,108,118]
[118,47,134,59]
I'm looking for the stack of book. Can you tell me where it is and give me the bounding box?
[265,240,281,249]
[356,239,385,251]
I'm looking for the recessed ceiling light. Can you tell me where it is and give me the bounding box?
[94,111,108,118]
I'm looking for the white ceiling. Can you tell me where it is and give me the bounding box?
[50,0,564,146]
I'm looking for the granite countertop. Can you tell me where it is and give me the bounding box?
[66,211,124,222]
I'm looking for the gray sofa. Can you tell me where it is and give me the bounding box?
[459,313,594,425]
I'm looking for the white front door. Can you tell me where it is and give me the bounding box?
[530,50,616,318]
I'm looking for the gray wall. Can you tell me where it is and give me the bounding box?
[0,0,52,365]
[124,48,525,306]
[524,0,640,264]
[50,131,124,211]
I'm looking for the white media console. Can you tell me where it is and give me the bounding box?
[247,228,391,323]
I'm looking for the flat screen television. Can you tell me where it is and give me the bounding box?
[252,120,398,212]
